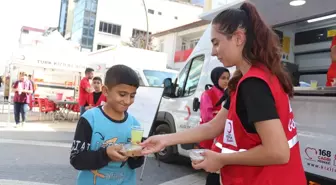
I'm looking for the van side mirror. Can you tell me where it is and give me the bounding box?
[163,78,173,97]
[193,97,200,112]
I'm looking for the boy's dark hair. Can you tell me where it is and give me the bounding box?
[85,68,94,74]
[92,76,102,83]
[104,65,139,89]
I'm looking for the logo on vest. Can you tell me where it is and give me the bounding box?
[288,118,296,132]
[223,119,237,147]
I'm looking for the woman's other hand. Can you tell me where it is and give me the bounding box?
[192,150,225,173]
[140,135,169,155]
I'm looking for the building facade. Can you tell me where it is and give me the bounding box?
[70,0,98,51]
[58,0,75,37]
[152,20,209,70]
[58,0,68,36]
[19,26,45,48]
[92,0,203,51]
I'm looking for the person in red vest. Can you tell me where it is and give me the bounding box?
[79,68,94,115]
[326,36,336,86]
[199,67,230,185]
[85,77,106,110]
[141,2,306,185]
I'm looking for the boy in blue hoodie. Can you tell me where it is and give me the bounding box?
[70,64,144,185]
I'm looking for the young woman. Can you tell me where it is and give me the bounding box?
[141,2,306,185]
[199,67,230,185]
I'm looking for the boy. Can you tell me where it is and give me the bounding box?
[70,65,144,185]
[86,77,106,110]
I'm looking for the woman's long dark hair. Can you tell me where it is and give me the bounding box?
[212,1,294,97]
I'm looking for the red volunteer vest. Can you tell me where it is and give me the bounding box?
[219,65,306,185]
[199,87,222,149]
[88,93,106,107]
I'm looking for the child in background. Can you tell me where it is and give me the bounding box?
[70,65,144,185]
[86,77,107,110]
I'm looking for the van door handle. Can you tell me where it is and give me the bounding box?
[193,97,200,112]
[184,105,191,120]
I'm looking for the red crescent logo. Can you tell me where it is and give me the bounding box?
[184,106,191,120]
[227,122,232,133]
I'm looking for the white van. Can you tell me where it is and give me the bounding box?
[151,25,235,162]
[150,0,336,184]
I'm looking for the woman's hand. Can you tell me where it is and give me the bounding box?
[140,135,169,155]
[192,150,225,173]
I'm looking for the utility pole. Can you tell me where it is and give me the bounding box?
[141,0,149,50]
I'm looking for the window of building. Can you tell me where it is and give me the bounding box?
[148,9,154,14]
[84,11,91,18]
[190,39,199,49]
[89,27,94,37]
[181,42,187,50]
[97,44,108,50]
[82,37,88,45]
[83,28,88,35]
[160,40,164,52]
[158,12,162,15]
[98,21,121,36]
[88,38,93,46]
[22,29,29,34]
[84,18,90,27]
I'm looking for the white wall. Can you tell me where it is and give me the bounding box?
[93,0,203,51]
[19,31,44,47]
[154,33,177,68]
[153,24,207,70]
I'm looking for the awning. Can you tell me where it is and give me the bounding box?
[200,0,336,27]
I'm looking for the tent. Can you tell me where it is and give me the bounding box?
[11,31,87,72]
[5,31,89,123]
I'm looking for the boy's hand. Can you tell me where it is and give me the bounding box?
[106,145,128,162]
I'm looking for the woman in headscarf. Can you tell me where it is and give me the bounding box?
[199,67,230,185]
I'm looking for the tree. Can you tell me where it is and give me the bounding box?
[123,33,155,50]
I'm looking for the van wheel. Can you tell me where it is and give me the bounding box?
[154,124,178,163]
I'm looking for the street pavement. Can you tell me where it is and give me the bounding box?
[0,119,206,185]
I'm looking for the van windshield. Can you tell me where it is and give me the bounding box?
[143,69,177,87]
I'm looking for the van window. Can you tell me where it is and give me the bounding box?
[176,62,191,96]
[143,70,177,87]
[135,71,145,86]
[183,55,204,97]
